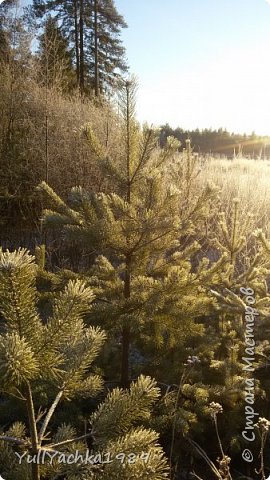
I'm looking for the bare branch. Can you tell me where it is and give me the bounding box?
[46,432,93,449]
[0,435,28,446]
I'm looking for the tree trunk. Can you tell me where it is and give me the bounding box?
[121,324,131,387]
[73,0,80,87]
[121,253,131,387]
[25,382,40,480]
[94,0,99,97]
[120,82,132,387]
[79,0,84,93]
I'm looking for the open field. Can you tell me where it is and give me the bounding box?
[199,156,270,233]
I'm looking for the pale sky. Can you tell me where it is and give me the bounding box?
[115,0,270,135]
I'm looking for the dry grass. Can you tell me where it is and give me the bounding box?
[197,156,270,234]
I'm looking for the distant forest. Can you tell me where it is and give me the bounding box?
[160,124,270,158]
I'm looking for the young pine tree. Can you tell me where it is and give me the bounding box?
[0,249,169,480]
[208,198,270,399]
[38,79,227,388]
[172,200,270,476]
[0,248,105,480]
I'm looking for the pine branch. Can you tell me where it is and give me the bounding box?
[130,128,155,183]
[35,408,47,425]
[46,432,93,449]
[134,228,175,253]
[35,295,77,356]
[38,390,64,441]
[1,388,26,401]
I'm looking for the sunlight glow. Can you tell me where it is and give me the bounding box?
[120,0,270,135]
[137,41,270,135]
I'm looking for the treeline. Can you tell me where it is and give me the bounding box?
[160,124,270,158]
